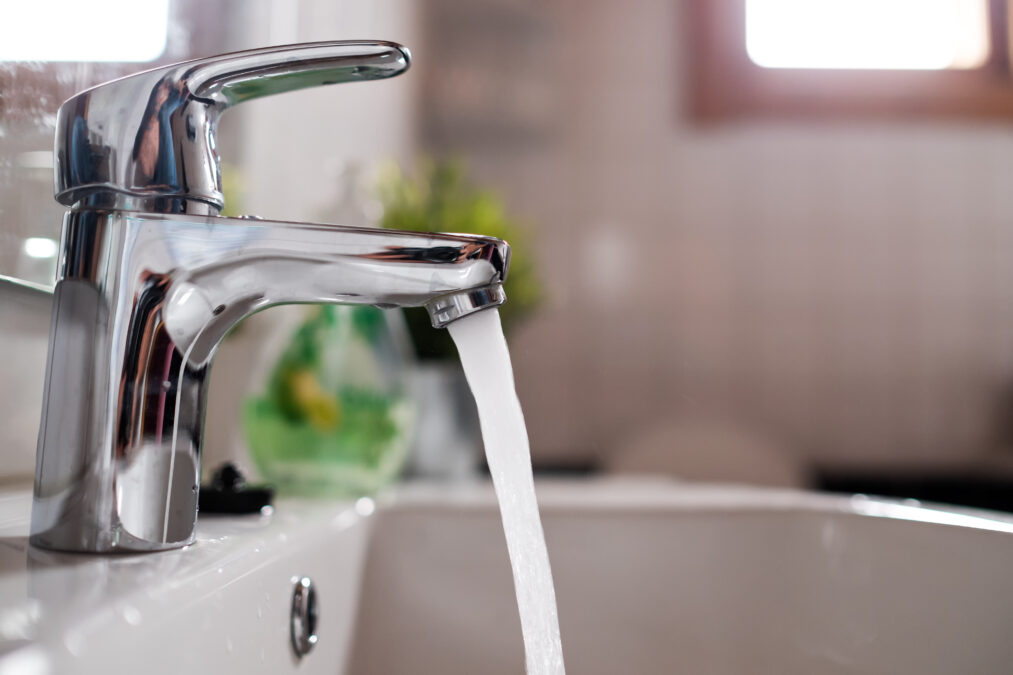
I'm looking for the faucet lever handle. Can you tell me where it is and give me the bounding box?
[180,40,411,107]
[55,40,411,213]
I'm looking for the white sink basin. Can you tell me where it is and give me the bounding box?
[2,479,1012,674]
[347,481,1013,675]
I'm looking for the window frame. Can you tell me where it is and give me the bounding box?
[686,0,1013,122]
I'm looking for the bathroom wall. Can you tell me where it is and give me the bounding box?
[418,0,1013,476]
[7,0,1013,486]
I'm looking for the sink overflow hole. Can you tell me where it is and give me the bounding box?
[290,576,318,658]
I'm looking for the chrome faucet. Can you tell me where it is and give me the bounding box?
[30,41,509,554]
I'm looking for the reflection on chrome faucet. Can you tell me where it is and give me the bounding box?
[31,41,510,554]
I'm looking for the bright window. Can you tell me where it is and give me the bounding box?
[687,0,1013,121]
[745,0,990,70]
[0,0,170,62]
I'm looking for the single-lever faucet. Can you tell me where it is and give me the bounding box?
[30,41,509,554]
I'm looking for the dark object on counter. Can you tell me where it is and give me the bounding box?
[199,463,275,514]
[818,471,1013,514]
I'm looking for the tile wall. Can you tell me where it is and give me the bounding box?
[422,0,1013,473]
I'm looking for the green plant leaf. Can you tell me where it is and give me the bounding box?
[377,159,543,359]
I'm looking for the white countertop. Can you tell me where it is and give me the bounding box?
[0,488,374,674]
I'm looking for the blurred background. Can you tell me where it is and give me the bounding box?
[5,0,1013,509]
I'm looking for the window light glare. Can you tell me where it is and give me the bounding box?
[745,0,990,70]
[0,0,170,63]
[23,238,59,260]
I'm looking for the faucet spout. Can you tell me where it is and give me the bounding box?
[152,213,509,367]
[30,210,508,553]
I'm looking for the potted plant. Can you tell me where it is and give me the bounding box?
[378,159,542,476]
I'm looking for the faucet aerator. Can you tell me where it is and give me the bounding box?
[427,285,507,329]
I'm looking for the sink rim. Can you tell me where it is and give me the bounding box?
[380,478,1013,535]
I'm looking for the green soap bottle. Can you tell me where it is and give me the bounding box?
[242,161,416,497]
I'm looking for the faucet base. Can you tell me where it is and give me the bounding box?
[29,532,196,555]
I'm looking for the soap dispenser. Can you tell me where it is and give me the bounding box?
[242,161,417,496]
